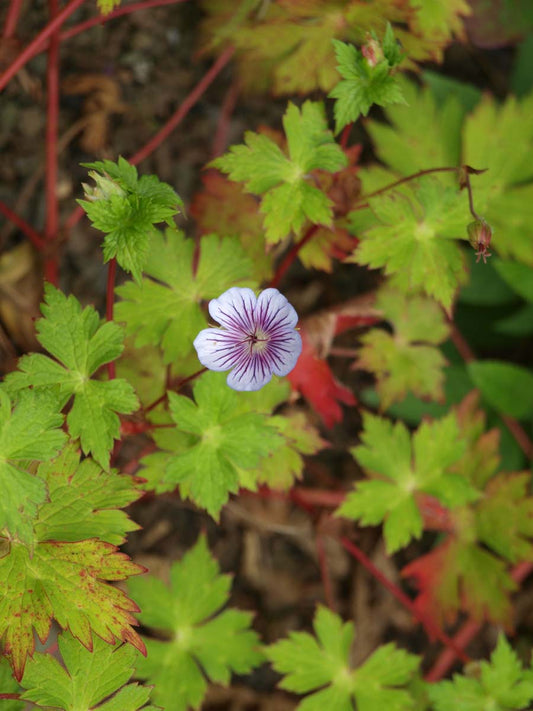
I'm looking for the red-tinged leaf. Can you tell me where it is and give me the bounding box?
[190,172,272,282]
[287,330,356,428]
[0,540,146,680]
[402,538,515,628]
[298,226,358,272]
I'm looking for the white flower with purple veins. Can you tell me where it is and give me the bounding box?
[193,287,302,391]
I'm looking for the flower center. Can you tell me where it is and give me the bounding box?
[247,328,269,354]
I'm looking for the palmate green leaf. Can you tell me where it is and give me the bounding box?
[115,229,254,364]
[5,285,139,469]
[212,101,347,242]
[128,536,263,711]
[79,156,183,283]
[0,539,145,681]
[0,388,66,540]
[20,633,152,710]
[266,605,419,711]
[428,636,533,711]
[403,395,533,627]
[329,32,405,134]
[349,176,469,311]
[357,287,449,409]
[337,412,477,554]
[35,444,141,545]
[159,372,280,518]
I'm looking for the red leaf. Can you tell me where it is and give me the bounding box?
[288,330,356,428]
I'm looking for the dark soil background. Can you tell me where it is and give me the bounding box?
[2,2,533,709]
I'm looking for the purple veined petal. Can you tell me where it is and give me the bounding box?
[195,286,303,392]
[269,330,302,376]
[193,328,243,372]
[255,288,299,332]
[208,287,257,333]
[226,353,274,391]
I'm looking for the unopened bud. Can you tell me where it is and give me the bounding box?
[467,220,493,264]
[362,37,384,68]
[82,171,126,202]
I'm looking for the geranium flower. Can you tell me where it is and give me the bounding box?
[193,287,302,391]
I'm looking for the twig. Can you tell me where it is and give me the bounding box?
[353,166,458,205]
[316,533,336,610]
[211,80,240,158]
[64,46,236,232]
[43,0,60,285]
[0,0,87,92]
[0,199,44,249]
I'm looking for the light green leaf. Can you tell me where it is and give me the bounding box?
[21,632,151,710]
[128,536,263,711]
[468,361,533,419]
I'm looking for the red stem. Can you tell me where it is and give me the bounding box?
[0,0,87,92]
[425,561,533,681]
[64,46,235,233]
[0,199,45,249]
[106,257,117,380]
[60,0,188,42]
[339,536,470,664]
[269,224,320,289]
[3,0,25,38]
[43,0,60,286]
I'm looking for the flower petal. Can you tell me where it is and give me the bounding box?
[193,328,242,371]
[208,287,257,333]
[227,354,273,391]
[255,288,299,332]
[268,330,303,376]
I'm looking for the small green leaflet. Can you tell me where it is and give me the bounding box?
[0,388,66,541]
[36,443,142,545]
[79,156,183,283]
[5,284,139,469]
[211,101,347,242]
[0,540,145,681]
[21,632,154,711]
[357,287,449,410]
[349,175,469,311]
[428,636,533,711]
[266,605,420,711]
[115,229,254,364]
[329,27,405,134]
[337,412,477,554]
[154,372,280,518]
[128,536,263,711]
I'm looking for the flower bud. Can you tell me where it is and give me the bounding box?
[467,220,493,263]
[362,37,384,67]
[82,171,126,202]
